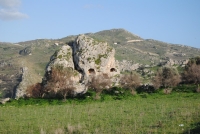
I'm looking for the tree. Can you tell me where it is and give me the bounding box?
[182,57,200,85]
[88,73,112,99]
[119,72,141,94]
[152,67,181,90]
[26,83,43,98]
[186,56,200,67]
[44,65,76,99]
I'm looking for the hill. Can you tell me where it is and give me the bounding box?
[0,28,199,99]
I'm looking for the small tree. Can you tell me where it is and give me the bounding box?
[44,65,76,99]
[182,57,200,85]
[88,73,112,99]
[186,56,200,67]
[152,67,181,90]
[119,72,141,94]
[26,83,43,98]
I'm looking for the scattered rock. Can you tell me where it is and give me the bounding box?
[19,46,32,56]
[0,98,10,104]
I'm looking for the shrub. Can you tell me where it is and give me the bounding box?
[26,83,43,98]
[43,65,76,100]
[152,67,181,90]
[186,56,200,66]
[136,84,156,93]
[182,63,200,85]
[119,72,141,94]
[88,73,112,99]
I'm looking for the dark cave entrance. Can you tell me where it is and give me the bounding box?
[88,68,95,75]
[110,68,117,72]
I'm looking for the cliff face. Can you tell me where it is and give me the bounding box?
[73,35,119,81]
[42,35,120,95]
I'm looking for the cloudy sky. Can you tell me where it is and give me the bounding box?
[0,0,200,48]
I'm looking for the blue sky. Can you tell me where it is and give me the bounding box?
[0,0,200,48]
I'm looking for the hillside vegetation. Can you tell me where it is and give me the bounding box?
[0,28,199,99]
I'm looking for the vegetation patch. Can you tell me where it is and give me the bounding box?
[95,54,108,65]
[63,52,71,60]
[87,57,92,62]
[57,55,62,59]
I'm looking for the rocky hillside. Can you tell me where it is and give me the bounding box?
[16,35,120,98]
[0,28,199,99]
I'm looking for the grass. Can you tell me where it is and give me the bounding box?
[0,92,200,133]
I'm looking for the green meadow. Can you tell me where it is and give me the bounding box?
[0,92,200,134]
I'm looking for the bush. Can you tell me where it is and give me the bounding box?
[87,73,112,99]
[43,65,76,100]
[182,57,200,92]
[26,83,43,98]
[186,56,200,66]
[172,84,197,93]
[136,84,156,93]
[152,67,181,90]
[119,72,141,94]
[182,63,200,85]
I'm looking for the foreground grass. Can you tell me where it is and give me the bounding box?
[0,93,200,133]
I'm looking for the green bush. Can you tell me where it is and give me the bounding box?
[172,84,197,93]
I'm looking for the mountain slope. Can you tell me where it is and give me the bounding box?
[0,28,199,99]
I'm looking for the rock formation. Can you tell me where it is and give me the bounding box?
[42,35,120,95]
[73,35,119,82]
[19,46,32,56]
[15,67,30,99]
[116,60,140,72]
[43,45,85,94]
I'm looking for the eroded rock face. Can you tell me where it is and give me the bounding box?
[43,45,86,94]
[73,35,119,81]
[47,45,74,71]
[15,67,30,99]
[43,35,120,95]
[116,60,140,72]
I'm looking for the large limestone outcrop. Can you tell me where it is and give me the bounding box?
[43,35,120,95]
[73,35,120,82]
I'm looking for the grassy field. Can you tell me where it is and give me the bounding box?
[0,92,200,134]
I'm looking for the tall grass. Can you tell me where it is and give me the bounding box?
[0,93,200,133]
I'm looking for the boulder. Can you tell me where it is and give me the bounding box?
[19,46,32,56]
[0,98,10,104]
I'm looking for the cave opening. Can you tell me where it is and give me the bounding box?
[110,68,116,72]
[88,68,95,75]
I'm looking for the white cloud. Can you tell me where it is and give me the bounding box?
[0,0,21,8]
[0,9,28,20]
[0,0,28,21]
